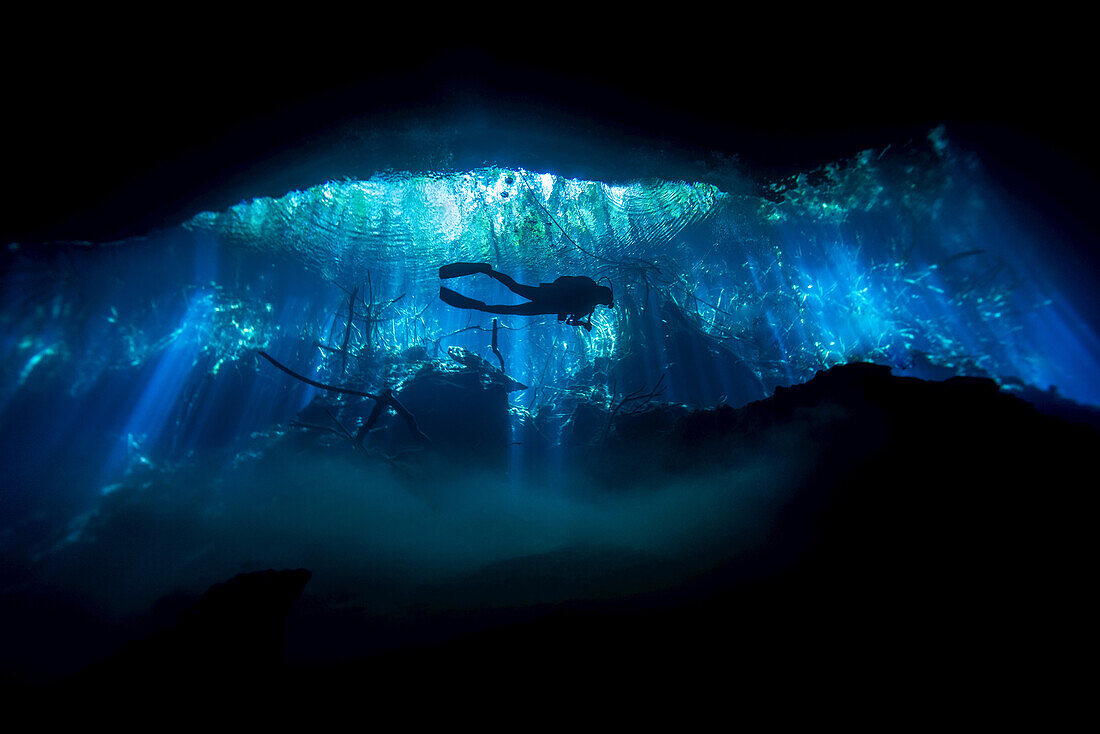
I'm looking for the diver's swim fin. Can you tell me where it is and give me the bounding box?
[439,262,492,279]
[440,287,487,311]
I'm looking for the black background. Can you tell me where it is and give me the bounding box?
[4,16,1097,263]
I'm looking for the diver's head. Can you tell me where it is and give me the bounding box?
[596,284,614,307]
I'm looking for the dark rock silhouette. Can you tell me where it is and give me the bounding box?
[389,356,513,466]
[21,365,1094,720]
[281,364,1093,717]
[61,568,311,697]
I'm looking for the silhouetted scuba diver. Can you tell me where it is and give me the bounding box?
[438,262,613,330]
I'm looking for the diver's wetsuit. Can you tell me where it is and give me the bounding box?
[439,263,613,329]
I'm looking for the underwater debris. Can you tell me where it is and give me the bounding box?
[354,387,430,446]
[447,346,528,392]
[258,350,378,400]
[313,277,407,373]
[491,318,505,373]
[337,286,357,378]
[258,350,430,445]
[288,411,357,444]
[604,374,667,441]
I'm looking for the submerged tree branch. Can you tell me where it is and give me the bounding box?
[259,350,379,400]
[491,318,505,373]
[603,373,666,441]
[258,350,430,445]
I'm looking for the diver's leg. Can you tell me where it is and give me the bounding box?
[439,262,492,279]
[440,263,541,301]
[486,270,541,301]
[440,288,550,315]
[481,301,550,316]
[440,287,490,310]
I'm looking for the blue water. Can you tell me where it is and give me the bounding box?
[1,125,1097,675]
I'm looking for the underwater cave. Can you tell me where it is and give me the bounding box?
[2,41,1097,719]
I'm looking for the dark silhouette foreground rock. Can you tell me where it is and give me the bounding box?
[61,569,311,697]
[34,365,1096,720]
[283,365,1094,718]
